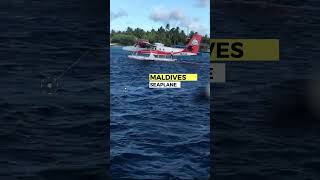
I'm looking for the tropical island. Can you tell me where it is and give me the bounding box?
[110,24,210,51]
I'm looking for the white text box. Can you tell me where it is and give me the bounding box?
[149,81,181,88]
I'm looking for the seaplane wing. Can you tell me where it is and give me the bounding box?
[122,39,154,51]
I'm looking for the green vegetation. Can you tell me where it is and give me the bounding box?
[111,24,209,46]
[111,34,136,45]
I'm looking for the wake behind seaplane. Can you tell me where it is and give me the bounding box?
[122,33,203,61]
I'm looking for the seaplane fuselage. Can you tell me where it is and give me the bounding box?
[123,33,203,61]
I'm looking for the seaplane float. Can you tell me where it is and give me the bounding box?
[123,33,202,62]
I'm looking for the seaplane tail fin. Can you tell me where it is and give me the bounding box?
[183,33,202,54]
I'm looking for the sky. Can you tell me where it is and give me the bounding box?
[110,0,210,36]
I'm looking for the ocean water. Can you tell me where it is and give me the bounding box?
[212,0,320,179]
[0,1,109,179]
[2,0,320,179]
[110,47,210,179]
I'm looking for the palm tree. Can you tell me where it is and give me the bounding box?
[126,27,133,34]
[165,24,170,32]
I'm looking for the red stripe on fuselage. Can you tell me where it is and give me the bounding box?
[137,50,178,55]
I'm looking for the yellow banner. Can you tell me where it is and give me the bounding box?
[149,74,198,81]
[210,39,279,61]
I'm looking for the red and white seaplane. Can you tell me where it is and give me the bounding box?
[123,33,202,61]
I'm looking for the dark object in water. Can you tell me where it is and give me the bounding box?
[267,79,320,128]
[41,77,59,94]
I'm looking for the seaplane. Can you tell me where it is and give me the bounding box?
[123,33,202,62]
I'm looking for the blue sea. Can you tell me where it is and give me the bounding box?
[110,46,210,179]
[212,0,320,179]
[2,0,320,179]
[0,1,108,179]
